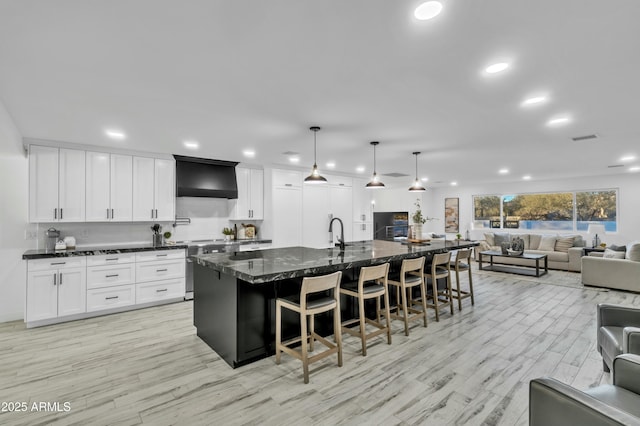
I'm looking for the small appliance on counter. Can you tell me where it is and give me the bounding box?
[63,236,76,249]
[45,228,60,251]
[55,239,67,250]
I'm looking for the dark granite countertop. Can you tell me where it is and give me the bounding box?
[23,243,188,260]
[194,239,478,284]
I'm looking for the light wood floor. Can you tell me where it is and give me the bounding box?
[2,268,639,426]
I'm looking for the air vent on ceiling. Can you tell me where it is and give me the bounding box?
[607,164,624,168]
[382,172,409,178]
[571,134,598,141]
[282,151,299,156]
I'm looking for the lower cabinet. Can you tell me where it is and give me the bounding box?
[25,248,186,327]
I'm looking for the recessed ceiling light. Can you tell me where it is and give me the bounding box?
[356,166,366,173]
[183,141,199,149]
[421,177,429,182]
[242,149,255,158]
[620,155,636,162]
[523,175,532,180]
[629,166,640,172]
[522,95,548,106]
[105,130,126,140]
[547,116,571,126]
[414,1,443,20]
[499,168,509,174]
[326,162,336,169]
[451,181,458,186]
[289,156,300,163]
[485,62,509,74]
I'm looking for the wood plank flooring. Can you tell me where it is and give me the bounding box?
[1,267,639,426]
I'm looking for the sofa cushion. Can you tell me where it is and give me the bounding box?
[494,233,510,246]
[603,249,626,259]
[572,235,586,247]
[484,233,495,246]
[585,385,640,418]
[538,236,557,252]
[610,244,627,252]
[626,241,640,262]
[555,236,575,253]
[529,234,542,250]
[528,250,569,262]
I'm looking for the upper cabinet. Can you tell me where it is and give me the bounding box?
[86,152,133,222]
[29,145,85,222]
[352,178,374,222]
[230,167,264,220]
[132,157,175,221]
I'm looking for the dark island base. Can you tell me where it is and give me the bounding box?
[194,262,447,368]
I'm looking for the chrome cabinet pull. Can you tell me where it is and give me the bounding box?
[105,274,119,278]
[51,262,66,265]
[105,296,119,300]
[284,183,292,187]
[106,258,118,261]
[107,208,110,219]
[156,289,168,293]
[53,273,57,286]
[111,208,114,218]
[151,209,154,219]
[54,208,57,219]
[59,273,62,285]
[156,268,168,272]
[60,208,63,219]
[156,254,168,257]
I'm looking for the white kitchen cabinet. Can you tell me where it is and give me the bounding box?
[352,222,373,241]
[303,185,331,249]
[329,185,353,244]
[134,249,185,304]
[273,169,302,188]
[272,184,303,248]
[26,258,87,322]
[132,157,175,221]
[86,152,133,221]
[29,145,85,222]
[324,174,352,187]
[352,178,374,222]
[230,167,264,220]
[87,285,136,312]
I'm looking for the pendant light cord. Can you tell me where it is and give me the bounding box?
[314,131,318,167]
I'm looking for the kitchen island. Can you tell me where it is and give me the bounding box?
[193,239,478,367]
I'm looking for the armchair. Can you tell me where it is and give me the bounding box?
[530,354,640,426]
[597,303,640,372]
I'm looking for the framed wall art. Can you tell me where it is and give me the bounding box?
[444,197,459,233]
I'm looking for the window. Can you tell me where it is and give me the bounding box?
[473,190,617,232]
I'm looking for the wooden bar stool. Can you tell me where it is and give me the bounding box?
[424,252,454,321]
[450,248,474,311]
[275,271,343,384]
[340,263,391,356]
[387,257,428,336]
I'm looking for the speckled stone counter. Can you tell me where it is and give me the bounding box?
[22,243,188,260]
[193,239,478,368]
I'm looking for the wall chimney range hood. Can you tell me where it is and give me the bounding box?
[174,155,239,199]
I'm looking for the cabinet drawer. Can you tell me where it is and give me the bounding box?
[135,249,185,263]
[87,284,135,312]
[87,263,135,289]
[135,259,185,282]
[86,253,135,266]
[136,278,185,304]
[28,257,86,272]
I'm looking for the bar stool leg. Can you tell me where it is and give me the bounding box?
[359,296,367,356]
[334,305,343,367]
[276,302,282,364]
[420,281,428,327]
[300,311,309,384]
[309,314,315,352]
[455,268,462,311]
[383,287,392,344]
[447,274,454,315]
[468,267,475,305]
[401,286,409,336]
[431,277,440,321]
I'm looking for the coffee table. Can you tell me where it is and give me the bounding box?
[478,250,548,277]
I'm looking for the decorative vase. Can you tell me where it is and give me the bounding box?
[412,224,423,239]
[153,234,163,247]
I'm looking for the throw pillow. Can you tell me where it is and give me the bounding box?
[538,236,557,252]
[603,248,626,259]
[572,235,586,248]
[626,242,640,262]
[494,233,510,247]
[609,244,627,252]
[529,234,542,250]
[554,236,575,253]
[484,233,495,246]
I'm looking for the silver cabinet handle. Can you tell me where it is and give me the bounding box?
[105,296,119,300]
[60,208,63,219]
[105,274,119,278]
[53,273,57,286]
[107,208,110,219]
[156,289,168,293]
[155,209,158,218]
[59,273,63,285]
[54,208,57,219]
[156,269,168,272]
[156,254,168,257]
[151,209,154,219]
[284,183,292,187]
[106,258,118,261]
[111,209,114,218]
[361,214,366,221]
[51,261,66,265]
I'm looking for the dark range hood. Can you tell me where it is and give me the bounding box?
[174,155,239,199]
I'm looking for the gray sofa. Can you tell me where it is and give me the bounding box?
[529,354,640,425]
[582,242,640,292]
[474,232,586,272]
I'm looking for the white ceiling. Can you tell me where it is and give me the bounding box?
[1,0,639,187]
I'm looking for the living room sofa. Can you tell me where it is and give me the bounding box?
[582,241,640,292]
[474,232,586,272]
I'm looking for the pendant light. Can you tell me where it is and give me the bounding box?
[304,126,327,184]
[409,152,426,192]
[366,141,385,188]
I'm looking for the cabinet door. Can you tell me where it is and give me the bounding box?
[154,159,175,221]
[29,145,59,222]
[58,148,85,222]
[85,151,111,222]
[57,267,87,317]
[303,185,331,249]
[26,270,58,322]
[272,187,302,248]
[132,157,155,221]
[352,222,373,242]
[230,167,250,220]
[249,169,264,219]
[110,154,133,221]
[352,178,373,222]
[329,186,353,243]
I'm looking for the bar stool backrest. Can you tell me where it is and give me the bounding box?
[300,271,343,310]
[432,252,452,266]
[358,263,390,290]
[402,256,425,276]
[455,249,471,262]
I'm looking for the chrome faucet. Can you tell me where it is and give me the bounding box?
[329,217,345,251]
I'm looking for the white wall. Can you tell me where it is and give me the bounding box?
[424,175,640,246]
[0,100,32,322]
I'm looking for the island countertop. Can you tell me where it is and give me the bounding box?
[193,239,478,284]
